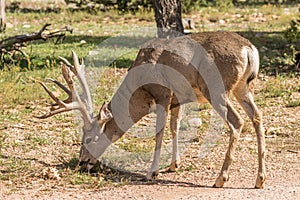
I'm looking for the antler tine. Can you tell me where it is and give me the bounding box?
[36,52,94,126]
[37,80,66,108]
[61,64,75,91]
[72,50,80,74]
[59,56,75,72]
[58,51,80,76]
[45,78,72,97]
[70,51,93,115]
[80,57,85,68]
[34,80,74,119]
[36,77,93,125]
[34,106,73,119]
[45,78,72,105]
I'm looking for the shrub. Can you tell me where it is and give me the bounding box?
[284,10,300,43]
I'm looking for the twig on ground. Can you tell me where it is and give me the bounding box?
[287,149,299,154]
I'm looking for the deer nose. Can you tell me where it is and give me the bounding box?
[79,159,90,166]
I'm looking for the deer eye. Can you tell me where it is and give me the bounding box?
[85,138,92,144]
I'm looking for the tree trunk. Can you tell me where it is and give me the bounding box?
[0,0,6,32]
[154,0,184,38]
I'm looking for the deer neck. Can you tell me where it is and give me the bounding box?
[104,87,154,143]
[103,116,126,143]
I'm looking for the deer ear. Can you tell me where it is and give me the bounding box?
[98,102,113,123]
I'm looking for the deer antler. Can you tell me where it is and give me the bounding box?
[35,51,93,127]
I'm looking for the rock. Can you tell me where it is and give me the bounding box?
[235,13,242,18]
[188,118,202,127]
[272,15,279,20]
[87,30,93,35]
[23,24,31,28]
[6,22,13,28]
[80,40,87,45]
[219,19,226,24]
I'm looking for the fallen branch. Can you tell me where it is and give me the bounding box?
[0,24,73,53]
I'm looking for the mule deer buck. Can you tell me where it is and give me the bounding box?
[36,32,266,188]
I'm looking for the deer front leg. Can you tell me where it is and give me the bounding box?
[254,121,266,189]
[169,106,182,172]
[213,101,244,188]
[146,103,170,180]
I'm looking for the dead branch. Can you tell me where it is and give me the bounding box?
[0,24,73,52]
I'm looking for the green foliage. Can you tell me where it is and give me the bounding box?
[181,0,208,13]
[117,0,153,12]
[215,0,234,11]
[284,10,300,43]
[61,0,300,14]
[64,0,153,13]
[284,9,300,69]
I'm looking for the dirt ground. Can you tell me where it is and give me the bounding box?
[1,143,299,200]
[1,104,299,199]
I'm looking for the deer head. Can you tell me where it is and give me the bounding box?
[35,51,113,171]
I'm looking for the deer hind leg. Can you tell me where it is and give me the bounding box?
[169,105,182,172]
[233,84,266,189]
[213,99,244,188]
[146,99,171,180]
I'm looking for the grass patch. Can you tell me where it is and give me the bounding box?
[116,136,155,154]
[260,76,299,99]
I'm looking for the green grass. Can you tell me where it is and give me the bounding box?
[260,75,300,99]
[0,68,62,107]
[116,136,156,154]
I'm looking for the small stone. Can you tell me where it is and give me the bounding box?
[219,19,226,24]
[188,118,202,127]
[235,14,242,18]
[23,24,31,28]
[87,30,93,35]
[6,22,13,28]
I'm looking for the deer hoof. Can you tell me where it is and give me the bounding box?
[146,170,159,180]
[213,182,224,188]
[168,161,179,172]
[255,173,266,189]
[213,173,229,188]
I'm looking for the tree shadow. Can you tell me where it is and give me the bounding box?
[0,153,257,190]
[1,34,155,70]
[52,156,255,189]
[45,31,300,75]
[234,0,299,7]
[2,24,298,75]
[6,2,102,14]
[7,2,61,14]
[61,157,258,189]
